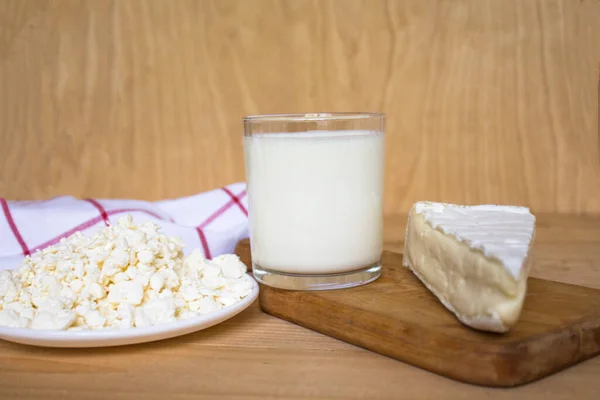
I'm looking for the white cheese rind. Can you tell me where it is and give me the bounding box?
[414,202,535,279]
[402,201,535,333]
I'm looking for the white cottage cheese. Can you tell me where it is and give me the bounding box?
[0,215,253,330]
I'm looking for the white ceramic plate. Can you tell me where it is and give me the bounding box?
[0,274,259,348]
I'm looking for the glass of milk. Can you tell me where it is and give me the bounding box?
[243,113,385,290]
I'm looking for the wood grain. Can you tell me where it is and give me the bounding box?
[235,240,600,387]
[0,214,599,398]
[0,0,599,214]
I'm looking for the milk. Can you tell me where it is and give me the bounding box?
[244,130,385,274]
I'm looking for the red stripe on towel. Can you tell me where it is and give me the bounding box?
[84,198,110,226]
[1,198,31,256]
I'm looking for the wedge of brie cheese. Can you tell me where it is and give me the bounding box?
[402,202,535,333]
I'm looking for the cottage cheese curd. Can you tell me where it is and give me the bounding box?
[0,215,253,331]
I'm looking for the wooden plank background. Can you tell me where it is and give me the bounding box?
[0,0,598,215]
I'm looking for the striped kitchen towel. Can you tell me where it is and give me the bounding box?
[0,183,249,271]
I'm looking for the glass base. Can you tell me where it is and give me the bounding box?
[252,262,381,291]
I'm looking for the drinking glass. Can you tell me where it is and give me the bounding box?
[243,113,385,290]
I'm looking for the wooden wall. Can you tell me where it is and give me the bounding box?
[0,0,599,215]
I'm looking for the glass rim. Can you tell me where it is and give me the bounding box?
[243,112,385,123]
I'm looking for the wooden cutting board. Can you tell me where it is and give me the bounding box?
[234,239,600,387]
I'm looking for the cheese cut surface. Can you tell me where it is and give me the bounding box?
[402,202,536,333]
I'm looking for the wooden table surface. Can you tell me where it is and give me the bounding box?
[1,214,599,399]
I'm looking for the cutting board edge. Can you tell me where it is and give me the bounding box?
[258,287,600,387]
[235,239,600,387]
